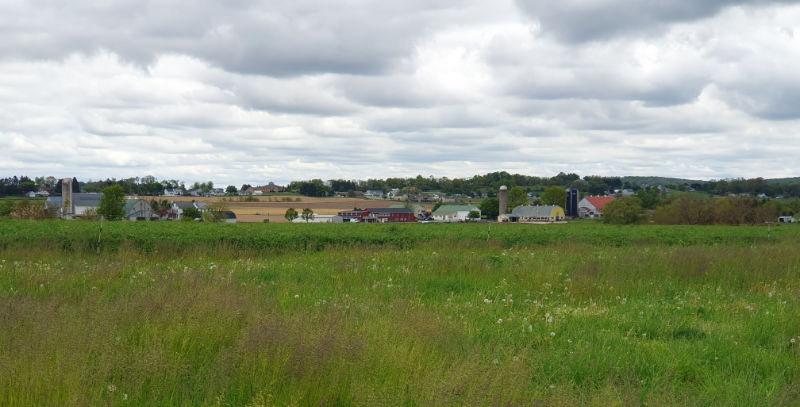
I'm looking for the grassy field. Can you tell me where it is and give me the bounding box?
[1,221,799,406]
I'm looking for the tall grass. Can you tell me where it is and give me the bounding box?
[0,220,797,253]
[1,237,799,405]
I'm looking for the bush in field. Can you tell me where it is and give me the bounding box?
[80,208,101,221]
[0,199,16,217]
[602,197,643,224]
[10,200,55,220]
[654,195,778,225]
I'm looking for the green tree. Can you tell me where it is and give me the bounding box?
[479,197,499,219]
[468,210,480,220]
[635,187,661,209]
[182,207,201,220]
[284,208,298,222]
[508,186,528,209]
[301,208,314,222]
[541,186,567,207]
[225,185,238,196]
[98,185,126,220]
[602,197,643,224]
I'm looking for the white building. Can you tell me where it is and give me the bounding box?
[431,205,480,222]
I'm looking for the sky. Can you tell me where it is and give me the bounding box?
[2,0,800,187]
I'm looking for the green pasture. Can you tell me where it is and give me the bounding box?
[0,221,799,405]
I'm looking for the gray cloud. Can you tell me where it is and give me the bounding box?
[514,0,800,42]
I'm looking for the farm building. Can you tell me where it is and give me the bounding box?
[124,199,158,221]
[431,205,480,222]
[508,205,566,223]
[578,196,615,219]
[337,208,417,223]
[291,214,344,223]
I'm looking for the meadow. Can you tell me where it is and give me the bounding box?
[1,220,799,406]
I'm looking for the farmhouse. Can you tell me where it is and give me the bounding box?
[365,190,385,199]
[508,205,566,223]
[431,205,480,222]
[578,196,615,219]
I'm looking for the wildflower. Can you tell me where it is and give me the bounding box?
[497,318,503,324]
[294,294,300,299]
[550,332,556,337]
[791,338,796,344]
[108,384,116,393]
[484,298,492,304]
[492,358,499,365]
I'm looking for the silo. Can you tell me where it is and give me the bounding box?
[498,185,508,216]
[62,178,73,217]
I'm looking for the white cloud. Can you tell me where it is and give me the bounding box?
[2,0,800,186]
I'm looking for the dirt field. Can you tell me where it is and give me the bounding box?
[144,196,421,223]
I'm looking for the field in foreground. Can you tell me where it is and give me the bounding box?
[1,222,799,406]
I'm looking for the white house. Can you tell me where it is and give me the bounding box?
[431,205,480,222]
[291,214,344,223]
[365,190,384,199]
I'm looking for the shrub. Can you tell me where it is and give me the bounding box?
[602,197,643,224]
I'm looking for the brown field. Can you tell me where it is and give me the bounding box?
[142,195,419,223]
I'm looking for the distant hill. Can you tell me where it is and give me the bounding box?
[621,176,705,186]
[765,177,800,185]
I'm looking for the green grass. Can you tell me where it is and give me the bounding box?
[1,222,800,405]
[0,220,797,253]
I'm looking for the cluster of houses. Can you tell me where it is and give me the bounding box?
[46,193,237,223]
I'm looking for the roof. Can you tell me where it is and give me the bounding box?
[432,205,479,214]
[173,202,195,210]
[511,205,563,218]
[583,196,615,211]
[221,211,236,219]
[366,207,413,214]
[72,193,101,206]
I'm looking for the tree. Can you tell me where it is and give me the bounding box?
[284,208,298,222]
[182,207,201,220]
[602,197,643,224]
[98,185,126,220]
[468,210,480,221]
[635,187,661,209]
[301,208,314,222]
[225,185,238,196]
[541,186,567,207]
[479,197,499,219]
[508,186,528,209]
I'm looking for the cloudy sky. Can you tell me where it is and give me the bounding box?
[2,0,800,186]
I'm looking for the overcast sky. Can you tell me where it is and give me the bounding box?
[2,0,800,187]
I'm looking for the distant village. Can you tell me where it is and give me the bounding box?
[2,172,799,224]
